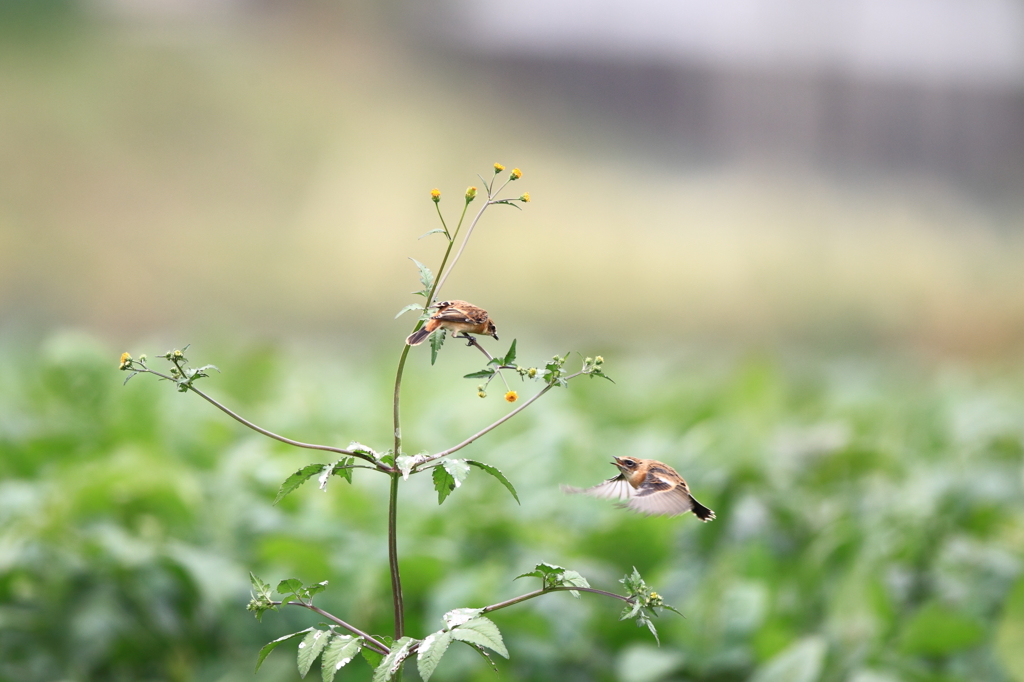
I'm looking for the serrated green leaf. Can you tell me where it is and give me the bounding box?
[432,458,471,504]
[410,258,434,293]
[322,635,362,682]
[502,339,517,365]
[416,630,453,681]
[430,328,446,365]
[395,303,424,319]
[372,636,416,682]
[278,578,303,595]
[463,369,495,379]
[466,460,519,503]
[297,629,332,678]
[361,646,383,669]
[331,458,354,484]
[559,569,590,598]
[302,581,329,599]
[250,572,271,595]
[442,608,483,628]
[451,617,508,658]
[462,642,499,672]
[274,464,324,505]
[255,627,314,673]
[637,613,660,646]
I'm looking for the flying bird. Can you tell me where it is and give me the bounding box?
[562,456,716,520]
[406,300,498,346]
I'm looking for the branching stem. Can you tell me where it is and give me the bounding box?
[481,586,633,615]
[277,601,390,655]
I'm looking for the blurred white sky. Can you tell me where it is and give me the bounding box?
[441,0,1024,87]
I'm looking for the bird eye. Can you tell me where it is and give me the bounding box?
[623,459,637,468]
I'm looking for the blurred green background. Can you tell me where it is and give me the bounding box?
[2,1,1024,681]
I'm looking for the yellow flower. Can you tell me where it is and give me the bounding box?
[465,186,478,202]
[478,391,487,399]
[519,192,530,203]
[527,367,537,378]
[510,168,522,180]
[493,162,505,173]
[430,188,441,203]
[505,390,518,403]
[119,352,132,369]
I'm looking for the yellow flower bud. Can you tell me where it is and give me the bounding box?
[478,391,487,399]
[119,352,132,369]
[505,390,518,403]
[519,192,530,203]
[465,186,478,202]
[528,367,537,378]
[595,356,604,364]
[510,168,522,180]
[493,162,505,173]
[430,188,441,203]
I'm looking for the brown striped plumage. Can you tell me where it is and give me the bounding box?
[562,456,715,521]
[406,300,498,346]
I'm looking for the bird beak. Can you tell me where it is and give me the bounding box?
[611,457,622,466]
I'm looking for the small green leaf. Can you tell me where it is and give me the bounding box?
[501,339,517,365]
[277,578,303,595]
[361,646,383,670]
[372,636,417,682]
[122,371,140,386]
[463,369,495,379]
[636,612,660,646]
[417,630,454,681]
[250,572,271,596]
[298,629,332,678]
[451,617,508,659]
[432,459,469,505]
[430,328,446,365]
[418,228,448,240]
[466,460,519,504]
[302,581,329,600]
[462,642,499,672]
[395,303,424,319]
[255,627,314,673]
[274,464,325,505]
[331,458,354,484]
[410,258,434,295]
[322,635,362,682]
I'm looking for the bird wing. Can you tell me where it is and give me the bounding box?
[561,474,634,502]
[625,469,696,517]
[431,306,484,325]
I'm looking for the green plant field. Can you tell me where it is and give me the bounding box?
[1,332,1022,682]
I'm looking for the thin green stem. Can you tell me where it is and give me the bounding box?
[480,586,633,615]
[278,601,390,655]
[137,368,374,464]
[388,472,404,639]
[415,370,585,468]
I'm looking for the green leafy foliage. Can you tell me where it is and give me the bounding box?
[254,627,313,672]
[409,258,434,298]
[416,630,454,681]
[372,636,416,682]
[297,628,332,678]
[516,562,591,597]
[247,572,277,621]
[465,460,520,503]
[432,458,470,504]
[276,577,329,605]
[429,328,446,365]
[9,339,1024,681]
[321,635,363,682]
[449,617,509,659]
[618,567,683,645]
[273,458,354,504]
[394,303,424,319]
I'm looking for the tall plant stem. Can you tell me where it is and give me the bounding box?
[388,197,473,644]
[388,472,404,639]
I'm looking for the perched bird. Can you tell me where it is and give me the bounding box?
[406,300,498,346]
[562,456,716,521]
